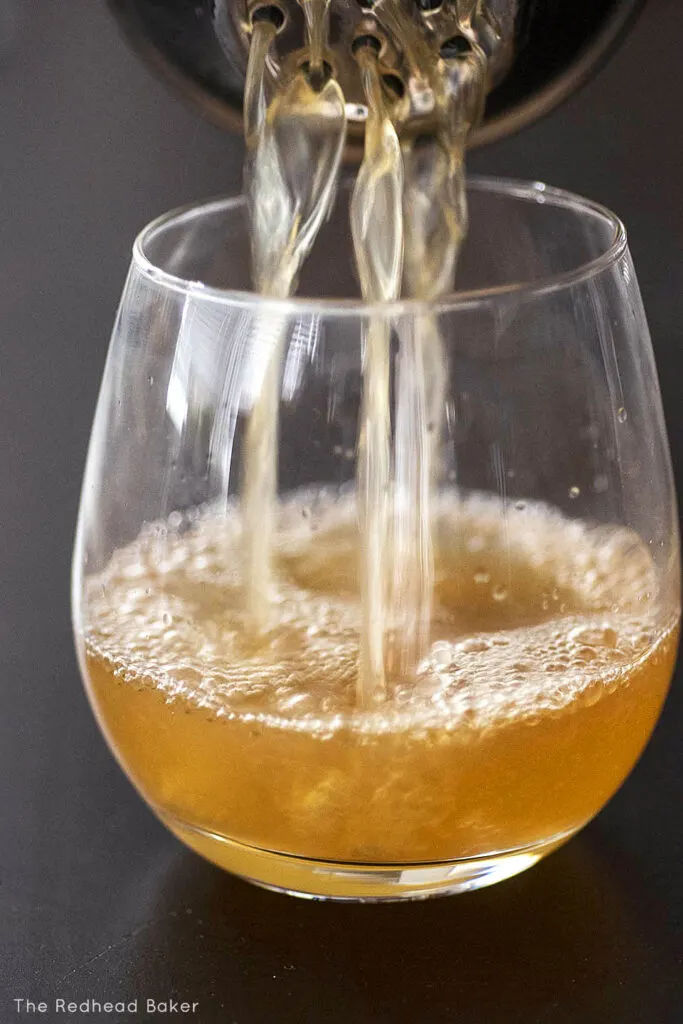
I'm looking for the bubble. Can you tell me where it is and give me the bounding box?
[569,625,618,649]
[617,407,628,423]
[473,570,491,585]
[512,661,531,674]
[456,637,492,655]
[569,486,580,500]
[492,584,508,602]
[431,642,453,669]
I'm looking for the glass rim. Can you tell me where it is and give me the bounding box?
[132,175,628,317]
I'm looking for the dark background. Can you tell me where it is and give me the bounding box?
[2,1,683,1021]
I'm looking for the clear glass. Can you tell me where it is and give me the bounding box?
[73,178,680,901]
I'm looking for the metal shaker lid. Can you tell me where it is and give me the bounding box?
[108,0,643,151]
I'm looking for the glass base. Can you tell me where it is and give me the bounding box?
[162,815,577,902]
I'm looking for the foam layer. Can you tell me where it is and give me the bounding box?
[81,492,675,735]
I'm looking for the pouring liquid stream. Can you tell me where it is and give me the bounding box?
[241,4,490,704]
[351,44,405,705]
[391,35,488,676]
[240,8,346,629]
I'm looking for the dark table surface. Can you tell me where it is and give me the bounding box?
[2,1,683,1021]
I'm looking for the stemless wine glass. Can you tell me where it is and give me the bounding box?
[72,178,680,901]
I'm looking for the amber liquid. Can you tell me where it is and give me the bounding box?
[81,494,677,876]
